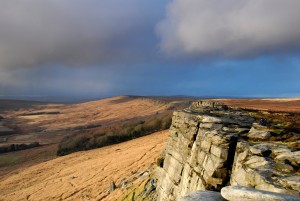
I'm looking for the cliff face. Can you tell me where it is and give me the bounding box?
[156,101,300,201]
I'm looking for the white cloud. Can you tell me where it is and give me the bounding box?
[157,0,300,58]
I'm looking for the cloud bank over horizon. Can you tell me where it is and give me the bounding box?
[158,0,300,59]
[0,0,300,100]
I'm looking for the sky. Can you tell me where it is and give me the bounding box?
[0,0,300,102]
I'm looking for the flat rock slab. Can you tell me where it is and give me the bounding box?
[247,127,271,140]
[180,191,225,201]
[275,151,300,166]
[221,186,300,201]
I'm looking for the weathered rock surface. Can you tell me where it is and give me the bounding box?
[221,186,300,201]
[231,141,300,196]
[156,110,239,200]
[275,151,300,166]
[180,190,225,201]
[247,127,271,140]
[157,101,300,201]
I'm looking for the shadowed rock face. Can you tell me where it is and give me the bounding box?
[156,101,300,201]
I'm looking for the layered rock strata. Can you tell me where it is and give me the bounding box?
[157,101,300,201]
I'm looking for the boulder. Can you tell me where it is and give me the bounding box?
[221,186,300,201]
[274,162,294,173]
[272,148,291,156]
[275,151,300,166]
[249,144,272,156]
[247,127,271,141]
[109,181,116,192]
[180,190,225,201]
[243,155,270,168]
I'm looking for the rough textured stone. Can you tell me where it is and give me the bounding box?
[157,101,300,200]
[247,127,271,141]
[180,190,225,201]
[200,123,223,130]
[157,106,239,201]
[110,181,116,192]
[278,176,300,192]
[221,186,300,201]
[275,151,300,166]
[163,154,184,184]
[231,141,299,196]
[249,144,273,156]
[272,148,291,156]
[274,162,294,173]
[244,156,270,168]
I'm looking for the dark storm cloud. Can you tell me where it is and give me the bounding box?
[157,0,300,59]
[1,0,300,101]
[0,0,167,70]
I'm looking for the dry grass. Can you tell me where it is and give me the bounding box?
[0,96,177,176]
[0,131,168,201]
[1,97,300,200]
[216,98,300,113]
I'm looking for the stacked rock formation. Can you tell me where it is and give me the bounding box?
[156,101,300,201]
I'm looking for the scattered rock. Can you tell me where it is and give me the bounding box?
[144,183,156,196]
[253,123,268,129]
[180,190,225,201]
[249,144,273,156]
[221,186,300,201]
[120,180,127,188]
[247,127,271,141]
[278,176,300,192]
[275,151,300,166]
[141,171,150,178]
[110,181,116,192]
[272,148,291,157]
[274,162,294,173]
[244,156,270,168]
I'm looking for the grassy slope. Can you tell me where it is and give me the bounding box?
[0,96,181,177]
[1,97,300,200]
[0,131,168,201]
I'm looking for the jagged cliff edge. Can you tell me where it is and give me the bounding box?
[156,101,300,201]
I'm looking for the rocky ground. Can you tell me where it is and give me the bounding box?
[157,101,300,200]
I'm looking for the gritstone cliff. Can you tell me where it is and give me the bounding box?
[156,101,300,201]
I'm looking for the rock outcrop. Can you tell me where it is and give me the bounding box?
[156,101,300,201]
[180,190,224,201]
[221,186,300,201]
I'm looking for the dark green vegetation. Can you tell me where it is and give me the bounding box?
[57,113,172,156]
[0,142,40,154]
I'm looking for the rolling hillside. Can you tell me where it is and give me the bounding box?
[0,131,169,201]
